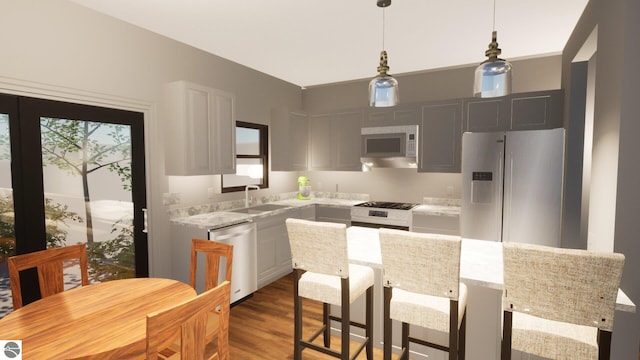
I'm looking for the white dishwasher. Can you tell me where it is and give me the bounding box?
[206,221,258,304]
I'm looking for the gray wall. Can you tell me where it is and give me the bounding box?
[303,55,561,113]
[561,0,639,357]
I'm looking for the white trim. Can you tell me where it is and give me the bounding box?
[0,76,158,276]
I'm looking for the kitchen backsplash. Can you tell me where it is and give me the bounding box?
[167,191,369,219]
[422,197,461,207]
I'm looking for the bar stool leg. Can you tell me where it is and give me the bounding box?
[401,322,410,360]
[341,278,350,360]
[460,311,467,360]
[449,300,459,360]
[598,329,612,360]
[293,270,303,360]
[323,303,331,347]
[383,286,392,360]
[365,286,373,359]
[501,311,512,360]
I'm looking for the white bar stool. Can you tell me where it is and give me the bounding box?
[379,228,467,360]
[501,242,625,360]
[286,218,374,360]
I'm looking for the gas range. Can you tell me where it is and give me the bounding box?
[350,201,418,230]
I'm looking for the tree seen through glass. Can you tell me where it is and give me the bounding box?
[39,117,135,281]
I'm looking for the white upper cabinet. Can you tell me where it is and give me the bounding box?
[163,80,236,176]
[364,104,420,127]
[210,89,236,174]
[419,100,463,173]
[271,108,308,171]
[309,109,362,171]
[463,96,509,132]
[463,89,563,133]
[506,89,563,130]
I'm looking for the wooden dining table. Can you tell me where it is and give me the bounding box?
[0,277,196,359]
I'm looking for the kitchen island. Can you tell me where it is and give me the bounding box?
[345,226,635,360]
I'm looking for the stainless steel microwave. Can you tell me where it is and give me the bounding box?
[360,125,418,169]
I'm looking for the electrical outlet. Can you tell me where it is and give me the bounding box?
[208,187,215,199]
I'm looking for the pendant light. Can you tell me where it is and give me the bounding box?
[369,0,398,107]
[473,0,512,98]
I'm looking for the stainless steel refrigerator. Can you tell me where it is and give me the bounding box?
[461,128,565,246]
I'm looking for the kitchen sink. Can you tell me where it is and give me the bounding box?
[229,203,290,214]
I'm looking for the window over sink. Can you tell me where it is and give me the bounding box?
[222,121,268,193]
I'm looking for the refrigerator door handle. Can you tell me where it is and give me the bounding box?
[502,151,511,243]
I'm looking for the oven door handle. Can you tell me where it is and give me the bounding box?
[350,221,410,231]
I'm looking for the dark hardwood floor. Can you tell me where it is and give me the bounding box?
[228,274,386,359]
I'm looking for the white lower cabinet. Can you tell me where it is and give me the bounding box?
[411,213,460,236]
[256,206,315,289]
[315,205,351,226]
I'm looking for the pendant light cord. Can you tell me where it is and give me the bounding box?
[382,7,386,50]
[492,0,496,31]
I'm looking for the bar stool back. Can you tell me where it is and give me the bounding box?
[286,218,374,360]
[379,228,466,360]
[502,242,625,360]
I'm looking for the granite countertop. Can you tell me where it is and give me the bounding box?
[271,198,364,208]
[171,211,254,230]
[412,204,461,217]
[170,194,464,229]
[170,197,365,230]
[413,197,461,217]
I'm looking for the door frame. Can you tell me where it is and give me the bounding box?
[0,76,155,255]
[0,79,154,279]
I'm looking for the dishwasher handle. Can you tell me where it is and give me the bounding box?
[208,221,254,242]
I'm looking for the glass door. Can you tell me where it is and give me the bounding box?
[0,95,147,317]
[0,94,19,317]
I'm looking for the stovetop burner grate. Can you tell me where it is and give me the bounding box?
[354,201,417,210]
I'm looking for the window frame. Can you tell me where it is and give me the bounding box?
[221,121,269,193]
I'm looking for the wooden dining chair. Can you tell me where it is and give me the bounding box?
[163,238,233,356]
[190,238,233,343]
[190,238,233,293]
[7,243,89,309]
[501,242,625,360]
[146,280,231,360]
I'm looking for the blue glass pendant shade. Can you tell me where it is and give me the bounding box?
[473,31,512,98]
[369,50,399,107]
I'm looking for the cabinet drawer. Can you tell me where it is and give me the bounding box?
[315,206,350,224]
[411,214,460,236]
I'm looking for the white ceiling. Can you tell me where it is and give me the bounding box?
[68,0,588,88]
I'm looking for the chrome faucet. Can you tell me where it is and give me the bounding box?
[245,185,260,207]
